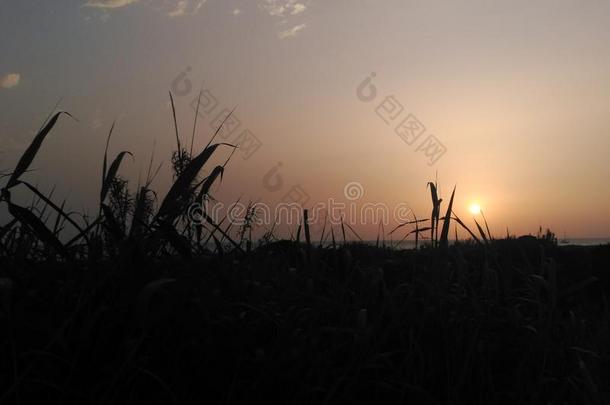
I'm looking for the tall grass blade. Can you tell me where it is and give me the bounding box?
[395,226,432,247]
[473,218,488,242]
[480,209,493,240]
[296,223,301,243]
[102,121,116,189]
[157,220,192,259]
[196,166,224,202]
[203,196,241,246]
[8,202,68,258]
[414,211,420,249]
[129,186,150,238]
[190,90,202,156]
[169,92,181,152]
[5,112,74,190]
[205,108,236,150]
[319,212,327,248]
[100,151,133,203]
[52,200,66,235]
[201,211,244,254]
[376,223,380,248]
[19,181,84,235]
[427,182,441,246]
[212,235,223,257]
[65,218,100,247]
[101,203,124,240]
[452,214,481,244]
[303,209,311,247]
[388,218,428,235]
[439,185,456,249]
[344,222,363,241]
[157,143,234,224]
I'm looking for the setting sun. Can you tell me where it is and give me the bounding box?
[469,203,481,215]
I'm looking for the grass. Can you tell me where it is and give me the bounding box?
[0,102,609,404]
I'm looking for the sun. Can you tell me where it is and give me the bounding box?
[469,203,481,215]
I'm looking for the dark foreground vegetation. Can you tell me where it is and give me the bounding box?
[1,238,610,404]
[1,104,609,404]
[0,240,610,404]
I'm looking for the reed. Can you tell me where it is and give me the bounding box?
[0,106,608,405]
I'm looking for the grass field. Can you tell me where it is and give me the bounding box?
[1,105,609,404]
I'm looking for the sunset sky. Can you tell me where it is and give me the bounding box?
[1,0,610,239]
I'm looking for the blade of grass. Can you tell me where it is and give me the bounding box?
[169,92,181,152]
[344,221,362,242]
[480,209,493,240]
[204,107,236,150]
[439,185,456,249]
[19,181,84,235]
[388,218,428,235]
[100,151,133,203]
[156,143,234,224]
[190,90,202,156]
[303,209,311,247]
[8,202,68,258]
[52,199,67,235]
[129,186,150,238]
[196,166,224,202]
[452,214,481,244]
[319,211,328,248]
[473,218,488,242]
[101,203,124,241]
[102,121,116,189]
[5,112,74,190]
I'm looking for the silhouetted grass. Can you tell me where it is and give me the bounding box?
[0,105,609,404]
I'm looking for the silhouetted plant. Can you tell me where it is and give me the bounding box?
[107,175,133,234]
[1,101,608,405]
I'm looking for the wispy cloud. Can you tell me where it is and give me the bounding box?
[278,23,306,39]
[290,3,306,15]
[1,73,20,89]
[259,0,307,17]
[83,0,206,17]
[84,0,139,9]
[259,0,309,38]
[166,0,206,17]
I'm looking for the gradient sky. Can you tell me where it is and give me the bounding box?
[1,0,610,239]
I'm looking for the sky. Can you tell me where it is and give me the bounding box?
[1,0,610,239]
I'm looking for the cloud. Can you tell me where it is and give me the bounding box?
[166,0,206,17]
[1,73,20,89]
[260,0,306,17]
[278,23,306,39]
[259,1,308,38]
[232,8,241,15]
[83,0,206,17]
[84,0,139,9]
[291,3,306,15]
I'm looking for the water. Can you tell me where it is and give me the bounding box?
[361,238,610,249]
[557,238,610,246]
[210,238,610,251]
